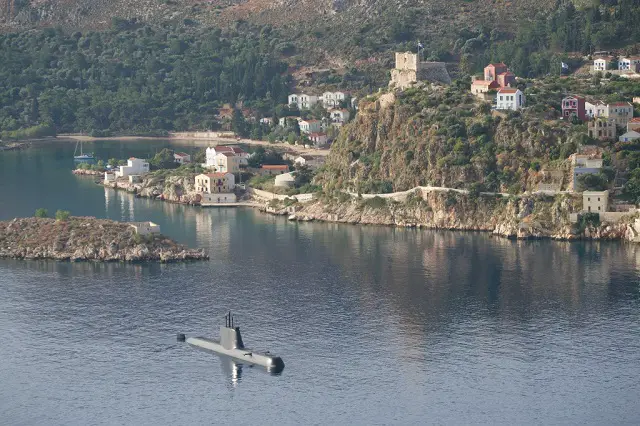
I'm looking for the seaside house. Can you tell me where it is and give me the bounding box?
[496,88,525,111]
[174,152,191,164]
[627,117,640,133]
[104,172,116,183]
[321,91,347,108]
[257,165,290,176]
[205,146,248,169]
[593,57,612,71]
[213,152,241,174]
[130,221,161,235]
[587,118,616,141]
[608,102,634,126]
[115,158,149,178]
[619,130,640,142]
[618,57,640,72]
[583,191,609,213]
[562,96,587,121]
[195,172,235,193]
[299,119,322,134]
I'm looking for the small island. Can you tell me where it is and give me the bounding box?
[0,216,208,262]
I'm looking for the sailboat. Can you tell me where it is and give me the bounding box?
[73,140,95,161]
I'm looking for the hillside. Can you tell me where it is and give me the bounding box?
[316,84,585,195]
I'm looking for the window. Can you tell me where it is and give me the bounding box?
[588,197,591,201]
[598,206,601,211]
[598,198,601,201]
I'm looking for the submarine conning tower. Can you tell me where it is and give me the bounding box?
[220,311,245,350]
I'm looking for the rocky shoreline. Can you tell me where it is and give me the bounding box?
[0,217,208,262]
[260,190,640,243]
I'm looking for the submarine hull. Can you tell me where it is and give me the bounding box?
[186,336,285,372]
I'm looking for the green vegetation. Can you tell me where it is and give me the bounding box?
[0,24,289,135]
[55,210,71,221]
[34,208,48,218]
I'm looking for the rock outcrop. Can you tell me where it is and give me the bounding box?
[0,217,208,262]
[262,189,640,243]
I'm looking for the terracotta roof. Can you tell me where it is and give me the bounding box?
[622,56,640,60]
[301,119,321,124]
[629,117,640,122]
[564,95,584,101]
[472,80,499,87]
[261,165,289,170]
[219,152,236,157]
[174,152,189,157]
[215,146,234,152]
[309,132,327,137]
[487,63,507,67]
[498,71,514,76]
[611,102,633,107]
[498,88,519,93]
[594,56,614,60]
[204,173,230,178]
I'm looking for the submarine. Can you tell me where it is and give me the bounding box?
[178,312,284,373]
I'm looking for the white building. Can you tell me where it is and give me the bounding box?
[104,172,116,183]
[583,191,609,213]
[213,152,241,173]
[321,91,347,108]
[593,57,612,71]
[619,130,640,142]
[278,116,302,128]
[204,146,247,168]
[329,109,350,123]
[130,221,161,235]
[299,120,322,134]
[115,158,149,178]
[288,93,319,110]
[585,101,609,118]
[174,152,191,164]
[308,132,328,147]
[274,172,296,188]
[496,88,525,111]
[259,117,273,126]
[618,56,640,71]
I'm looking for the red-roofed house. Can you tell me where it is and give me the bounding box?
[484,63,508,82]
[562,96,586,121]
[471,79,500,98]
[174,152,191,164]
[213,152,241,174]
[627,117,640,133]
[609,102,634,126]
[497,88,525,110]
[308,132,328,147]
[257,164,290,176]
[497,71,516,88]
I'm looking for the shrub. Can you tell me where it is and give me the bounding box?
[35,208,48,218]
[363,196,387,209]
[55,210,71,221]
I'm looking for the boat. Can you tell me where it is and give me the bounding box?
[73,140,95,161]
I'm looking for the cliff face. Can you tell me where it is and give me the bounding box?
[317,88,577,194]
[270,190,640,242]
[0,217,208,261]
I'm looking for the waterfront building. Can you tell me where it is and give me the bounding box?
[583,191,609,213]
[213,152,241,174]
[115,158,149,178]
[195,173,235,193]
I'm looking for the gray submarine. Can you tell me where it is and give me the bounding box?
[178,312,284,373]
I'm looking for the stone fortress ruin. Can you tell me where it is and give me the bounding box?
[389,52,451,89]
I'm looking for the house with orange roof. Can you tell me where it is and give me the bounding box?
[471,79,500,99]
[299,119,322,134]
[627,117,640,133]
[496,88,525,111]
[497,71,516,88]
[484,63,508,82]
